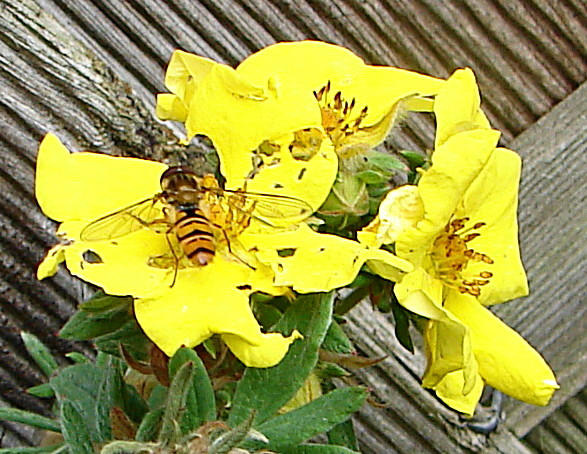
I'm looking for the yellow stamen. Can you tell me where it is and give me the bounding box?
[431,217,493,297]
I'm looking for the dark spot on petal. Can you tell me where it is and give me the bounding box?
[277,248,296,257]
[277,263,284,272]
[237,284,252,291]
[298,168,307,180]
[274,183,284,189]
[82,250,103,264]
[319,247,325,252]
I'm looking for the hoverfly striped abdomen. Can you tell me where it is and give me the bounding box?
[173,206,215,266]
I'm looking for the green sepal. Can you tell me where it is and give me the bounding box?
[364,150,407,173]
[168,347,216,434]
[27,383,55,398]
[0,407,60,432]
[355,169,387,185]
[252,387,367,451]
[229,292,334,427]
[399,149,427,169]
[20,332,59,378]
[60,399,94,454]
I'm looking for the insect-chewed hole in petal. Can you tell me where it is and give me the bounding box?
[277,248,297,258]
[82,250,103,264]
[289,128,324,161]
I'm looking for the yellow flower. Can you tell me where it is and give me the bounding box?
[359,69,557,414]
[36,133,302,368]
[157,41,444,210]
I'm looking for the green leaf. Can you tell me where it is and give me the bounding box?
[79,292,131,312]
[50,363,105,443]
[94,357,125,442]
[147,384,168,410]
[229,293,334,427]
[327,418,358,451]
[94,319,150,361]
[255,387,367,450]
[282,445,360,454]
[121,381,149,424]
[27,383,55,398]
[209,410,256,454]
[60,400,94,454]
[0,407,60,432]
[20,332,59,377]
[65,352,90,363]
[0,445,64,453]
[135,408,164,442]
[252,301,284,329]
[59,304,130,341]
[321,320,353,354]
[391,299,414,353]
[168,348,216,434]
[158,361,194,444]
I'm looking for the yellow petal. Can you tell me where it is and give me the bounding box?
[433,369,485,416]
[222,330,303,368]
[395,270,477,393]
[455,148,528,305]
[279,372,322,413]
[58,221,170,297]
[37,244,67,279]
[238,134,338,212]
[358,185,423,247]
[241,223,411,293]
[434,68,490,148]
[36,134,166,222]
[156,93,188,122]
[134,258,295,365]
[163,50,216,105]
[446,294,559,406]
[397,129,500,264]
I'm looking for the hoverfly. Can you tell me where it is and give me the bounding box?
[80,166,312,284]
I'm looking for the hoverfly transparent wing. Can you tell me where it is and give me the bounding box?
[80,196,166,241]
[219,189,313,228]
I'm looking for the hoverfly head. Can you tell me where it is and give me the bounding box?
[160,166,201,205]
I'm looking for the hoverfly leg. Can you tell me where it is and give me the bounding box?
[164,233,180,288]
[219,227,256,271]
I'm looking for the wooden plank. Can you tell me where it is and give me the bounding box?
[492,81,587,436]
[0,0,585,448]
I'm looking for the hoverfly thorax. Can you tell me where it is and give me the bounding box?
[160,166,202,206]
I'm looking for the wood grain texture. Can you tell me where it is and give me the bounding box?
[0,0,584,449]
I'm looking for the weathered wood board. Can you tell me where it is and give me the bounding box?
[0,0,584,450]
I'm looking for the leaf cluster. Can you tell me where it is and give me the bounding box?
[0,292,391,453]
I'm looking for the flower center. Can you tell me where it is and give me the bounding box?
[314,81,368,150]
[431,217,494,297]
